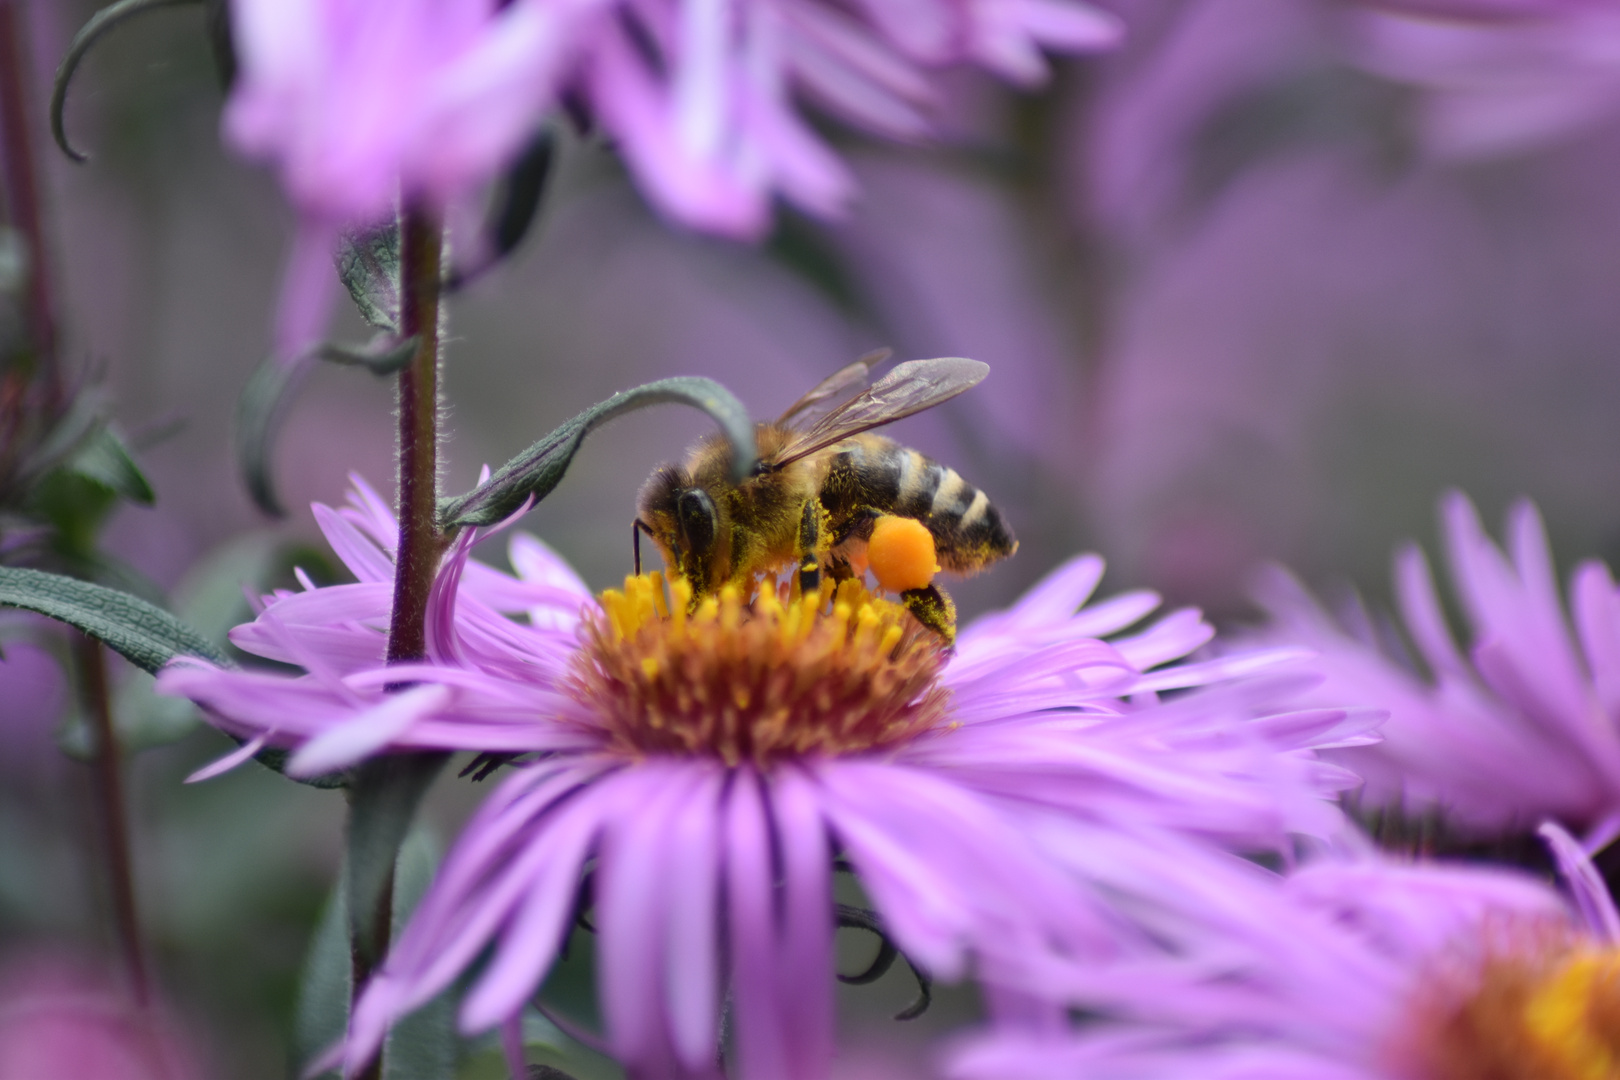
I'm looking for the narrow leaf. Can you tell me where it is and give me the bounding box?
[67,426,155,505]
[204,0,234,89]
[439,377,757,529]
[383,830,456,1080]
[294,865,352,1079]
[0,566,228,674]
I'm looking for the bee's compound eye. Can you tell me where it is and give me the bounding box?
[677,489,718,554]
[868,515,939,593]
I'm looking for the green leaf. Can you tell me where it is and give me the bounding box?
[294,863,352,1080]
[28,469,120,560]
[320,335,420,376]
[235,352,313,518]
[296,827,457,1080]
[439,377,757,530]
[65,426,155,505]
[51,0,205,163]
[0,566,228,674]
[16,386,109,488]
[446,129,555,292]
[337,222,403,332]
[384,829,456,1080]
[121,533,304,753]
[237,337,415,517]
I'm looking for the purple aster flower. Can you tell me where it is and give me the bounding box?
[951,821,1618,1080]
[1255,491,1620,842]
[1342,2,1620,158]
[226,0,607,355]
[226,0,1122,353]
[570,0,1123,238]
[158,477,1366,1080]
[0,948,208,1080]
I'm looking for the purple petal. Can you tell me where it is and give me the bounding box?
[1538,819,1620,942]
[662,766,726,1071]
[598,763,699,1074]
[185,733,270,783]
[770,767,834,1080]
[725,768,789,1080]
[287,684,452,776]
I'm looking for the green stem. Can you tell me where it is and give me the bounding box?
[74,633,150,1007]
[0,0,61,412]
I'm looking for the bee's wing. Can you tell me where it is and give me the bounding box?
[772,357,989,466]
[775,349,891,427]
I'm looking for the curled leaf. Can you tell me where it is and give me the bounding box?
[447,128,556,292]
[235,352,315,518]
[236,336,417,516]
[318,335,419,376]
[835,903,898,985]
[52,0,204,163]
[439,377,757,530]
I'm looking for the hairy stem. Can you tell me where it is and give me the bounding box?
[386,205,445,664]
[0,0,61,411]
[74,633,150,1007]
[352,205,445,1080]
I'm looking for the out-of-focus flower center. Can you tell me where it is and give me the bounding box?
[568,572,951,765]
[1411,939,1620,1080]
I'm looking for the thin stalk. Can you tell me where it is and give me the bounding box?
[351,204,444,1080]
[0,0,62,412]
[74,633,150,1007]
[386,205,445,664]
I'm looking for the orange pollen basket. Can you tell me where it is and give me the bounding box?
[1404,935,1620,1080]
[568,572,952,766]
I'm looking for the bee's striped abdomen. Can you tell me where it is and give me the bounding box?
[824,441,1016,574]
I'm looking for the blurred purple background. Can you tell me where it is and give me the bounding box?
[10,0,1620,1073]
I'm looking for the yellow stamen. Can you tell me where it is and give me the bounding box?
[569,573,951,764]
[1406,935,1620,1080]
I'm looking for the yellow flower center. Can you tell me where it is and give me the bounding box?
[567,572,952,765]
[1407,938,1620,1080]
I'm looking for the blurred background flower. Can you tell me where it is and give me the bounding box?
[0,947,208,1079]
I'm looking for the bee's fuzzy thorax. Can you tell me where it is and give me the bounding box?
[568,572,951,765]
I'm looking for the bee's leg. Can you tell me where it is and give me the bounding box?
[831,506,882,548]
[797,500,824,596]
[900,584,957,647]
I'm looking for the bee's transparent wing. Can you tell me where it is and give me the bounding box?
[773,357,989,466]
[775,349,891,428]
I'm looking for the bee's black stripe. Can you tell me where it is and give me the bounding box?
[821,444,1015,563]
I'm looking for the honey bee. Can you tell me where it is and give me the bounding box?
[634,354,1018,643]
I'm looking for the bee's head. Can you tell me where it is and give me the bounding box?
[636,465,725,590]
